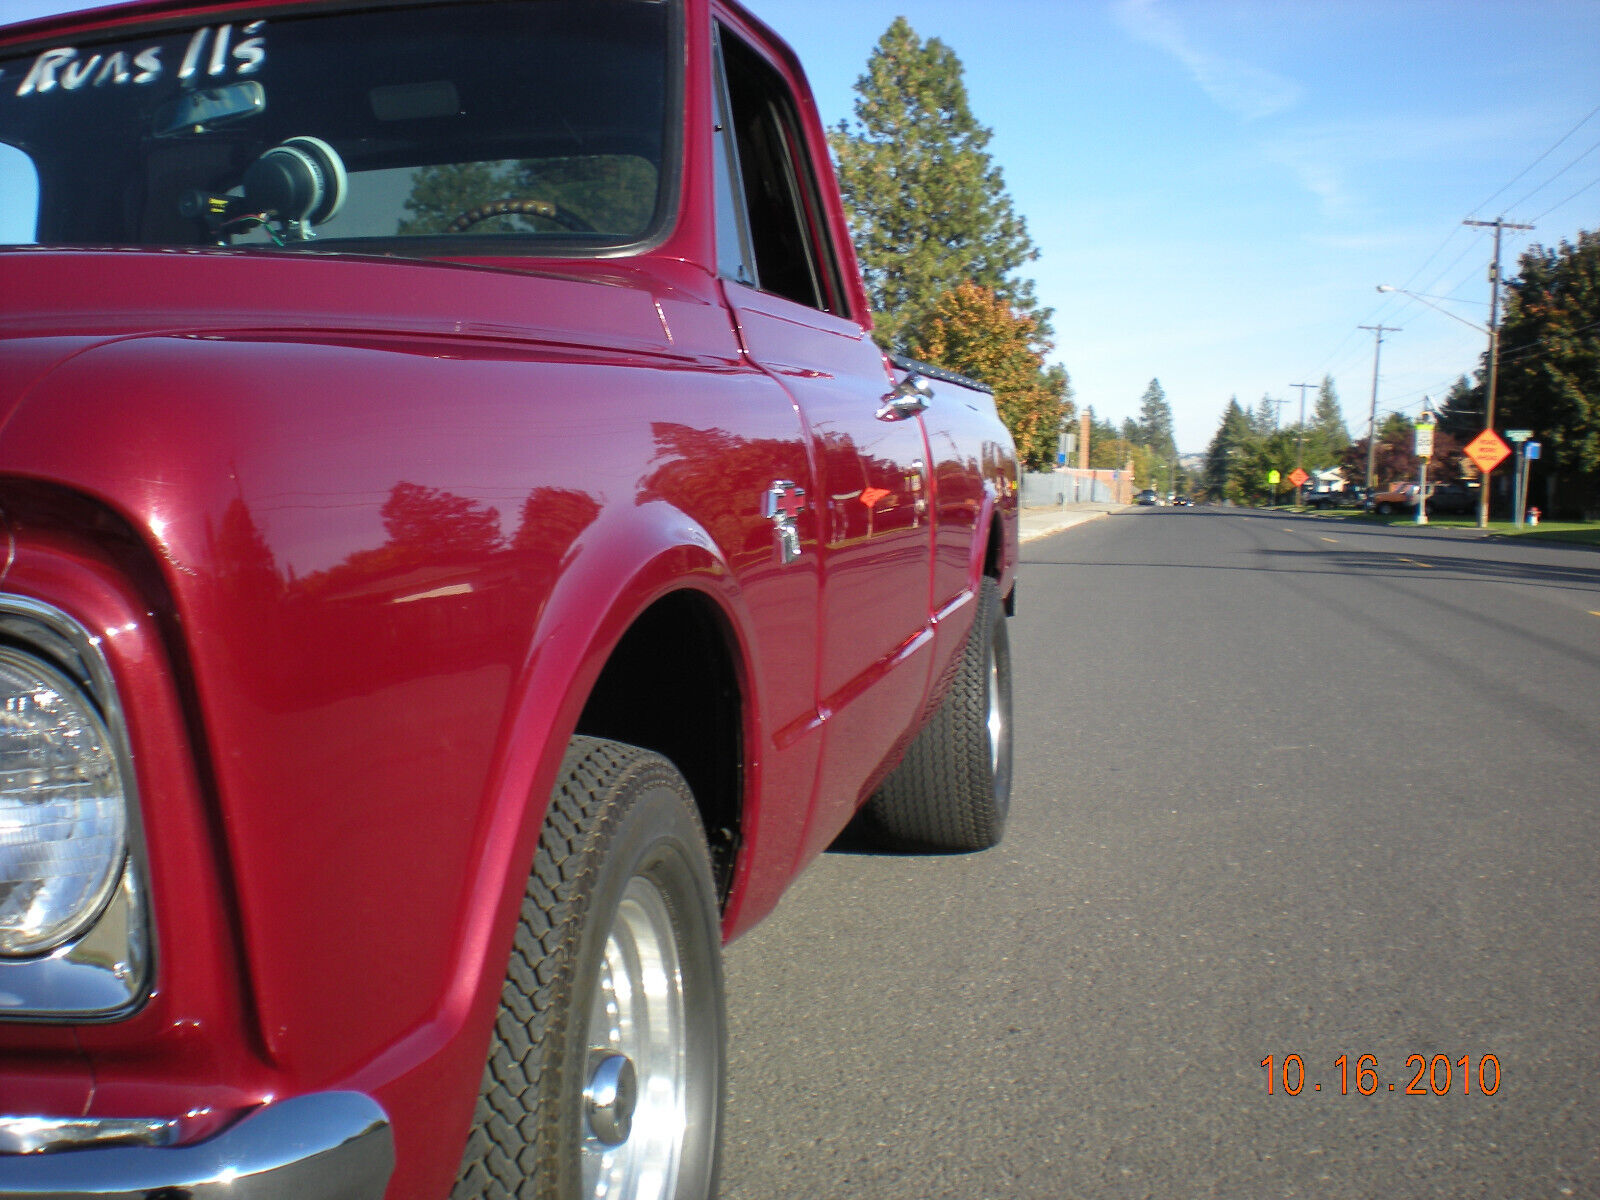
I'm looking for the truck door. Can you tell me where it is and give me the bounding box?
[712,20,934,834]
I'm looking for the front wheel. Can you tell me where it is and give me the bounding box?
[453,737,724,1200]
[856,575,1013,852]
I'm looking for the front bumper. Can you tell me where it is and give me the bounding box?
[0,1092,393,1200]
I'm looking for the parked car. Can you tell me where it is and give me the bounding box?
[1136,489,1162,505]
[0,2,1020,1197]
[1171,494,1192,507]
[1368,482,1429,514]
[1306,488,1365,510]
[1425,482,1479,514]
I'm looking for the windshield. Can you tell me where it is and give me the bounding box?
[0,0,674,254]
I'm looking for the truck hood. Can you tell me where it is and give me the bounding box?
[0,245,732,433]
[0,244,717,346]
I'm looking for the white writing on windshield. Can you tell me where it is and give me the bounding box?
[7,22,265,98]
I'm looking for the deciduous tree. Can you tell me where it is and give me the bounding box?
[908,282,1069,470]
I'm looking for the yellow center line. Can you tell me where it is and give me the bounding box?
[1320,537,1338,543]
[1398,558,1436,569]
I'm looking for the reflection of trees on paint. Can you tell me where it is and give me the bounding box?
[213,496,282,598]
[290,482,504,603]
[638,422,807,558]
[265,480,602,705]
[381,482,504,557]
[291,480,610,601]
[398,156,658,237]
[512,486,601,555]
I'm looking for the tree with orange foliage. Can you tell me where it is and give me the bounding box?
[908,281,1071,470]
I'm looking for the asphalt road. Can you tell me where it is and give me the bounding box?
[719,506,1600,1200]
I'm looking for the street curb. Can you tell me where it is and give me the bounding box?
[1020,506,1124,543]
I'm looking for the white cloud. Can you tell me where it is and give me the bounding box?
[1112,0,1303,121]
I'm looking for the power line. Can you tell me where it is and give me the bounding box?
[1532,174,1600,223]
[1504,134,1600,215]
[1469,99,1600,217]
[1278,106,1595,458]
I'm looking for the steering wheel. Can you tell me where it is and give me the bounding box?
[447,199,595,234]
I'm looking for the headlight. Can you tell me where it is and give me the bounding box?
[0,647,128,957]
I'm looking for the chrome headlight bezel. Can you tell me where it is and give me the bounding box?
[0,645,128,956]
[0,595,151,1021]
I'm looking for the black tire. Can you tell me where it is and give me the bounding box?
[858,575,1013,852]
[453,737,724,1200]
[1377,501,1393,514]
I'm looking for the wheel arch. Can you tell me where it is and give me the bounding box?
[455,499,756,975]
[572,586,745,903]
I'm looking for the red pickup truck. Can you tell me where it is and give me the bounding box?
[0,1,1019,1197]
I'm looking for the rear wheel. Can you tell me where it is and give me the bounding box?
[857,575,1012,852]
[453,737,723,1200]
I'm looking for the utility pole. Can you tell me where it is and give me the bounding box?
[1359,325,1400,493]
[1290,382,1316,504]
[1463,217,1534,528]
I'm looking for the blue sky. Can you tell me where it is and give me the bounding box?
[5,0,1598,453]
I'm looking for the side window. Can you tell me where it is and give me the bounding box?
[0,144,39,244]
[711,41,756,286]
[714,25,846,315]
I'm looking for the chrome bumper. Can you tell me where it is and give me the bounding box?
[0,1092,393,1200]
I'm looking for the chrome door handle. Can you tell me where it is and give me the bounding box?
[877,373,932,421]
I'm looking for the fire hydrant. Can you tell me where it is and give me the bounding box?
[1528,507,1541,525]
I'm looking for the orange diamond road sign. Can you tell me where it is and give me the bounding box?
[1287,468,1309,487]
[1465,430,1511,474]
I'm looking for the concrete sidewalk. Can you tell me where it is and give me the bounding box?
[1019,501,1130,542]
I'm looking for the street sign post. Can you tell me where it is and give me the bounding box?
[1414,413,1436,525]
[1465,430,1511,526]
[1513,438,1542,529]
[1414,424,1434,459]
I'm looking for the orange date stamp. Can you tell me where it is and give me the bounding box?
[1261,1053,1501,1096]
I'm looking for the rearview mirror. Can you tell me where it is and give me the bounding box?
[154,81,266,137]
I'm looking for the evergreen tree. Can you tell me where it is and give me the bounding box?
[1309,375,1350,460]
[1205,397,1251,498]
[1135,378,1178,461]
[830,18,1046,352]
[1231,429,1301,503]
[1494,230,1600,515]
[1436,374,1481,438]
[1252,393,1280,435]
[908,283,1069,470]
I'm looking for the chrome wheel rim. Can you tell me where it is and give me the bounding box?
[986,637,1006,779]
[581,875,688,1200]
